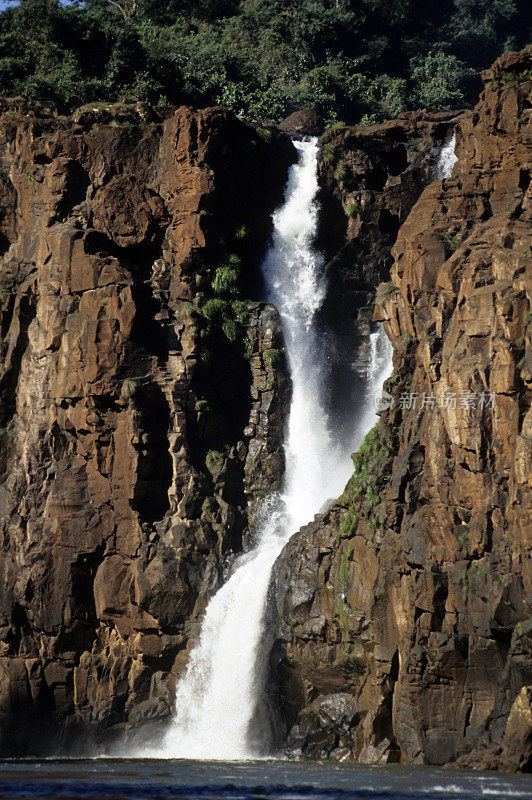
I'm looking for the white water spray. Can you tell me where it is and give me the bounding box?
[436,132,458,179]
[159,139,392,761]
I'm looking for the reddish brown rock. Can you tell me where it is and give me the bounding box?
[0,101,295,753]
[268,47,532,772]
[317,110,464,332]
[500,685,532,772]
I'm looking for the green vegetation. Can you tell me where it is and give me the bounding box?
[201,496,216,514]
[524,311,531,326]
[321,143,337,165]
[334,159,349,184]
[211,263,240,296]
[24,170,36,192]
[0,0,527,123]
[255,126,273,144]
[458,528,471,546]
[178,301,197,315]
[334,544,354,624]
[444,225,469,250]
[501,68,532,86]
[322,121,348,142]
[205,449,224,480]
[340,425,393,537]
[201,297,244,348]
[243,336,254,359]
[196,242,253,369]
[263,348,282,367]
[344,202,357,218]
[0,271,23,296]
[461,573,469,603]
[470,560,488,578]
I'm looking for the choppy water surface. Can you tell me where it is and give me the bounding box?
[0,759,530,800]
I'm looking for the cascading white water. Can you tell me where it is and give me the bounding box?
[158,138,392,761]
[355,327,394,450]
[436,132,458,179]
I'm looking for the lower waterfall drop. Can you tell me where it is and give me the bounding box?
[160,138,392,760]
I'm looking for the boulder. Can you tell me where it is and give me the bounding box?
[279,109,324,138]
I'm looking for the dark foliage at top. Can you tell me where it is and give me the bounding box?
[0,0,530,122]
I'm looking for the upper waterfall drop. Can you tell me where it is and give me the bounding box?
[260,138,352,531]
[157,138,392,761]
[436,132,458,179]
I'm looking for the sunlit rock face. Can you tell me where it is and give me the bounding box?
[268,47,532,772]
[0,99,295,754]
[0,44,530,769]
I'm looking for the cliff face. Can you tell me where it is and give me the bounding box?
[268,48,532,772]
[315,110,462,432]
[0,100,295,753]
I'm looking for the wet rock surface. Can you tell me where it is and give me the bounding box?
[0,101,295,753]
[267,47,532,772]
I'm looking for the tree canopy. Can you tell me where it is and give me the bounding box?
[0,0,529,122]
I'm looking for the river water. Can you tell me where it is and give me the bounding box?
[0,758,530,799]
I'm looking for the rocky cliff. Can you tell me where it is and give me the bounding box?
[0,46,530,770]
[0,99,295,754]
[315,109,462,433]
[268,47,532,772]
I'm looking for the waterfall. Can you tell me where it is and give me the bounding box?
[158,139,392,761]
[354,327,394,450]
[436,132,458,179]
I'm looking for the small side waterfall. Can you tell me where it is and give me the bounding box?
[436,132,458,179]
[355,327,393,450]
[158,139,393,760]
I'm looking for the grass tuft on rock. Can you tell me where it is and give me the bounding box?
[339,425,393,538]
